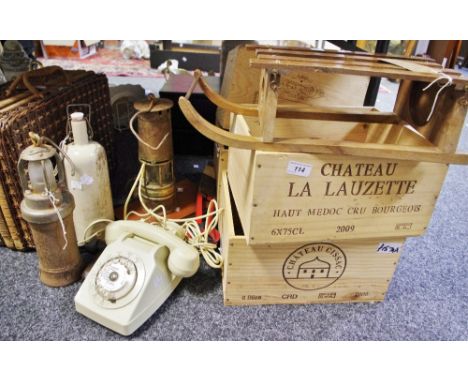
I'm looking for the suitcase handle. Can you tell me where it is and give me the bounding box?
[5,66,70,99]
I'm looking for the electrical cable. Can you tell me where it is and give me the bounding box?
[182,199,223,268]
[83,105,224,269]
[128,162,223,268]
[129,162,221,223]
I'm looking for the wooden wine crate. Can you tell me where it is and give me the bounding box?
[227,114,448,245]
[219,172,403,306]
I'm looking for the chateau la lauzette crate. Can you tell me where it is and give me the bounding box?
[227,115,448,245]
[219,172,403,306]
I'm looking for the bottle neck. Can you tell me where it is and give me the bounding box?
[71,119,89,145]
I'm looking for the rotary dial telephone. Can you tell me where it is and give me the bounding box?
[74,220,200,336]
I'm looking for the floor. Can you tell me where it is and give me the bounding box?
[0,67,467,340]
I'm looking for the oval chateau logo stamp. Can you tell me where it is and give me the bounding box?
[282,243,347,290]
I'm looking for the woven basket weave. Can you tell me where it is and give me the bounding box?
[0,67,114,250]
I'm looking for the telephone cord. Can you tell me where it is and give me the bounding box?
[84,106,224,268]
[84,162,223,269]
[182,199,223,268]
[124,162,223,268]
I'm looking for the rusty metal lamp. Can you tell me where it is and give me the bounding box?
[18,133,82,287]
[132,96,176,212]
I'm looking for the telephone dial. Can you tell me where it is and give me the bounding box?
[74,220,200,336]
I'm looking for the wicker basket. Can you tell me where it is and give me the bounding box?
[0,66,114,250]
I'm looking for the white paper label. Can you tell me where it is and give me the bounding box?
[70,180,82,190]
[287,161,312,177]
[80,175,94,185]
[70,175,93,190]
[376,242,402,254]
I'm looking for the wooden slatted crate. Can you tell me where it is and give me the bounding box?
[219,172,403,306]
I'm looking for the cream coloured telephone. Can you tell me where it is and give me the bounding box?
[74,220,200,336]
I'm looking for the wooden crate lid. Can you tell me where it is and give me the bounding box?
[250,53,468,85]
[245,44,436,62]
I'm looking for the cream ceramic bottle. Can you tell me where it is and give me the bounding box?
[64,112,114,245]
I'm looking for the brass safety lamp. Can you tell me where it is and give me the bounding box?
[133,96,176,211]
[18,133,81,287]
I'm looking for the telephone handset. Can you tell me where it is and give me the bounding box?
[74,220,200,336]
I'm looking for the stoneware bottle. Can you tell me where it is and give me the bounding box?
[64,112,114,245]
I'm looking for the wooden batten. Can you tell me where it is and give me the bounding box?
[253,48,440,67]
[258,69,278,142]
[246,44,435,62]
[256,54,441,72]
[214,143,229,200]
